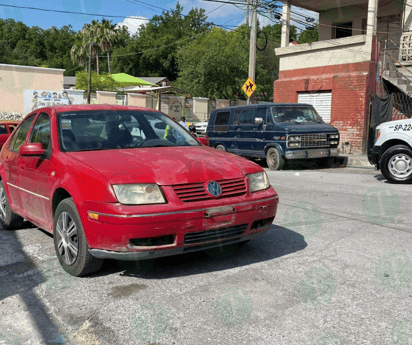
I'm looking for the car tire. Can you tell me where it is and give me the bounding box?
[53,198,103,276]
[215,144,226,151]
[266,148,285,171]
[316,157,334,168]
[0,181,24,230]
[380,145,412,183]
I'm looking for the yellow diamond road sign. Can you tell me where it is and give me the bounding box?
[242,78,256,98]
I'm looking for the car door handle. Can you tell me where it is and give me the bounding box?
[18,163,25,170]
[236,128,241,131]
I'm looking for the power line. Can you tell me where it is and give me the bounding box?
[0,3,151,20]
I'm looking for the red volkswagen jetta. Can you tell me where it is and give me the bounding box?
[0,105,279,276]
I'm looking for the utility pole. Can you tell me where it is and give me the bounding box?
[87,42,94,105]
[246,0,250,27]
[107,52,111,74]
[247,0,257,105]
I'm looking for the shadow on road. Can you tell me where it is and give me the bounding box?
[93,224,307,279]
[0,227,69,344]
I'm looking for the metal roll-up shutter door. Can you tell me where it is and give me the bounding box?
[298,92,332,123]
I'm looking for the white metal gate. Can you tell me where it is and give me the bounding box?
[298,92,332,123]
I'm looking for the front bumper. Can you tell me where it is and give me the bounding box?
[285,148,340,160]
[81,189,279,260]
[369,145,381,166]
[90,230,269,260]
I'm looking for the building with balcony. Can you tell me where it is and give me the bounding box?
[274,0,412,153]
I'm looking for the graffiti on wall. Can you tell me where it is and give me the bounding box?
[23,89,84,114]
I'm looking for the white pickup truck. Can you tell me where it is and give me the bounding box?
[369,119,412,183]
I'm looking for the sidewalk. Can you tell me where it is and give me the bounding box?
[335,154,375,168]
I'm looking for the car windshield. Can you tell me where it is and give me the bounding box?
[57,110,199,152]
[271,106,323,124]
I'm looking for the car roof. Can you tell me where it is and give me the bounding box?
[49,104,160,113]
[212,103,312,111]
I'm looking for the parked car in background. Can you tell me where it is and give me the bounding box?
[0,121,19,149]
[207,104,340,170]
[369,119,412,183]
[0,105,279,276]
[194,121,208,135]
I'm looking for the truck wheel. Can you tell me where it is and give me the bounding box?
[0,181,24,230]
[316,157,334,168]
[53,198,103,276]
[266,148,285,171]
[381,145,412,183]
[215,144,226,151]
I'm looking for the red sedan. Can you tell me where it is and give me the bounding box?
[0,121,19,149]
[0,105,279,276]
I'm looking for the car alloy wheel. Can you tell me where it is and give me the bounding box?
[56,211,79,265]
[0,186,6,222]
[388,153,412,179]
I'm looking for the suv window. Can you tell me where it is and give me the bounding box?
[9,115,36,152]
[257,108,268,123]
[214,111,230,131]
[215,112,230,126]
[0,125,7,134]
[30,113,51,149]
[234,109,254,125]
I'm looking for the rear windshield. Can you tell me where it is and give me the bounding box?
[271,106,323,124]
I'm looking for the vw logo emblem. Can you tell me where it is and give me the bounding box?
[207,181,222,197]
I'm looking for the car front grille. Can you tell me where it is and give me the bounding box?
[184,224,248,244]
[172,178,247,202]
[288,134,330,148]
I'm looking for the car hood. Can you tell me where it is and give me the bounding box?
[277,122,338,133]
[66,146,260,185]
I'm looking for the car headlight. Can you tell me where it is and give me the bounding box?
[288,142,301,148]
[248,172,270,193]
[113,184,166,205]
[330,134,339,139]
[288,136,301,141]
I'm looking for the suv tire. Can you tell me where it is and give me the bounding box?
[266,148,285,171]
[381,145,412,183]
[215,144,226,151]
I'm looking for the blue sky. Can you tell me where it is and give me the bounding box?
[0,0,317,33]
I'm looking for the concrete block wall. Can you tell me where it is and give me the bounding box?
[274,61,375,153]
[96,91,117,104]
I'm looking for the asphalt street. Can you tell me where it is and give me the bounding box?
[1,165,411,345]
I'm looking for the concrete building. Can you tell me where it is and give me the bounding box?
[274,0,412,153]
[0,64,64,114]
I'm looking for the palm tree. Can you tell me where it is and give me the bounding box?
[70,19,117,74]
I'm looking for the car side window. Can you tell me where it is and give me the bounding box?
[9,115,36,152]
[257,108,267,123]
[240,109,254,124]
[0,125,7,134]
[8,125,16,132]
[214,111,230,132]
[30,113,51,150]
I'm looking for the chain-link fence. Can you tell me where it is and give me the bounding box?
[392,92,412,120]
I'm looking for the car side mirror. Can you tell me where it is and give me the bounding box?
[255,117,264,124]
[20,143,45,156]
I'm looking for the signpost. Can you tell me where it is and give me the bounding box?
[242,77,256,99]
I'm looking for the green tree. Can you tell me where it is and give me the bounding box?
[176,26,249,100]
[298,24,319,44]
[71,19,118,74]
[74,70,120,92]
[111,3,210,79]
